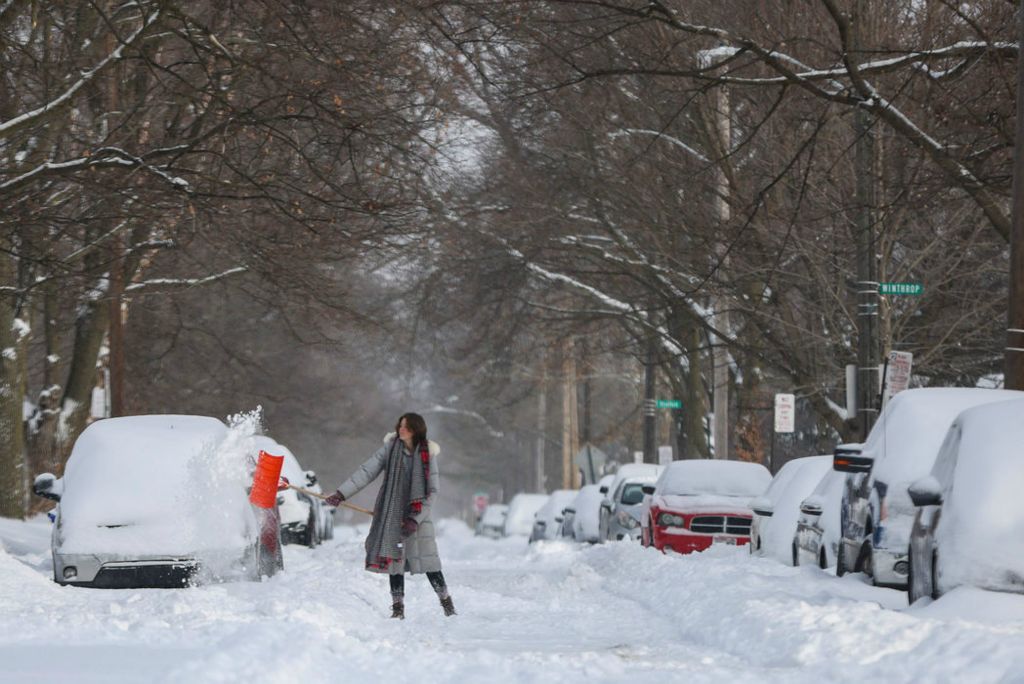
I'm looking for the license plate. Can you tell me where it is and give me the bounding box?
[713,535,736,545]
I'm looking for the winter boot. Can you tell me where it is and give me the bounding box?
[391,600,405,620]
[440,596,456,617]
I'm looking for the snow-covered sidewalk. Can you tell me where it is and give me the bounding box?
[1,516,1023,683]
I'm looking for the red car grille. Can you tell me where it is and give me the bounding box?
[689,515,751,535]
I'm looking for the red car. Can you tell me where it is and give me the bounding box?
[640,460,772,554]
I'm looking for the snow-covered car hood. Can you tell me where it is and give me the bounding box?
[655,494,754,515]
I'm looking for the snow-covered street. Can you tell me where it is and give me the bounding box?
[2,516,1024,683]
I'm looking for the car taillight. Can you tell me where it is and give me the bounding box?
[657,512,685,527]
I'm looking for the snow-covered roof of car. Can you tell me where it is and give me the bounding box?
[59,415,254,556]
[535,489,578,519]
[252,435,304,483]
[656,460,771,498]
[867,388,1024,485]
[504,493,549,535]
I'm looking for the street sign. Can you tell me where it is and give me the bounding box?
[774,393,795,433]
[656,399,682,409]
[882,350,913,407]
[879,282,923,296]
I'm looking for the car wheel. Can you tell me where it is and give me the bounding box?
[836,541,848,577]
[305,510,317,548]
[855,542,875,584]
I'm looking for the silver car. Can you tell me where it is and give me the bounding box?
[600,464,662,541]
[33,415,283,588]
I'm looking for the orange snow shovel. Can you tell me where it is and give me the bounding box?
[286,483,374,516]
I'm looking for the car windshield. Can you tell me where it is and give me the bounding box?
[620,483,646,505]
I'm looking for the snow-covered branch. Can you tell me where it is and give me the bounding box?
[607,128,710,164]
[0,8,162,138]
[125,266,247,293]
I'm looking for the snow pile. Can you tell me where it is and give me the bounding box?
[657,459,771,498]
[568,484,604,541]
[868,388,1023,486]
[936,400,1024,593]
[1,514,1024,682]
[503,493,548,536]
[759,456,832,563]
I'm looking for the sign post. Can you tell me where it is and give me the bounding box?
[774,393,795,434]
[881,350,913,407]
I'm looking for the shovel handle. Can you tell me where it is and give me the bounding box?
[287,483,374,516]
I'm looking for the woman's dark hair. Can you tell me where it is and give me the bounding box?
[395,412,428,446]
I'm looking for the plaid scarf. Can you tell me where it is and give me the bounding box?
[364,437,430,571]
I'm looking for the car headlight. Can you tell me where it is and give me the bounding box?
[657,512,685,527]
[618,511,639,529]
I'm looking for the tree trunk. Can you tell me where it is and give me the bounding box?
[0,251,28,518]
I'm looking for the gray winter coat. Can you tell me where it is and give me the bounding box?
[338,433,442,574]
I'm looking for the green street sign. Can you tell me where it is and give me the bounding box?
[656,399,682,409]
[879,282,923,296]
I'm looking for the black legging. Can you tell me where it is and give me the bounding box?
[390,571,447,598]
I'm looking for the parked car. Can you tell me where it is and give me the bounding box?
[476,504,509,539]
[908,399,1024,601]
[31,415,284,588]
[749,455,832,564]
[254,436,330,548]
[832,388,1023,588]
[529,489,578,543]
[503,493,549,537]
[640,460,771,554]
[562,483,606,543]
[793,469,846,569]
[600,463,662,541]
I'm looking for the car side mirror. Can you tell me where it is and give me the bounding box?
[908,476,943,507]
[641,484,656,496]
[304,470,318,486]
[32,473,62,502]
[599,486,608,494]
[833,443,873,473]
[750,496,773,517]
[799,496,823,516]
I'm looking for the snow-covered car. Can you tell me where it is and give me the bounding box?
[529,489,578,543]
[749,455,832,564]
[640,460,771,554]
[254,436,330,547]
[31,415,283,588]
[793,469,846,569]
[907,399,1024,601]
[562,483,606,543]
[599,463,662,541]
[832,388,1024,588]
[503,493,549,537]
[476,504,509,538]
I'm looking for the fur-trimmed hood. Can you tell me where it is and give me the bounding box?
[383,432,440,457]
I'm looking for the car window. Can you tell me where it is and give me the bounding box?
[931,423,962,492]
[620,483,646,506]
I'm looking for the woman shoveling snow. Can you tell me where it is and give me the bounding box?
[325,413,455,619]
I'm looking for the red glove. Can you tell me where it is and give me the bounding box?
[401,518,418,538]
[324,491,345,507]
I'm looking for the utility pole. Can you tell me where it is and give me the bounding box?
[699,46,734,459]
[852,0,879,438]
[642,334,657,464]
[535,353,547,493]
[108,234,125,417]
[561,337,579,488]
[1006,2,1024,390]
